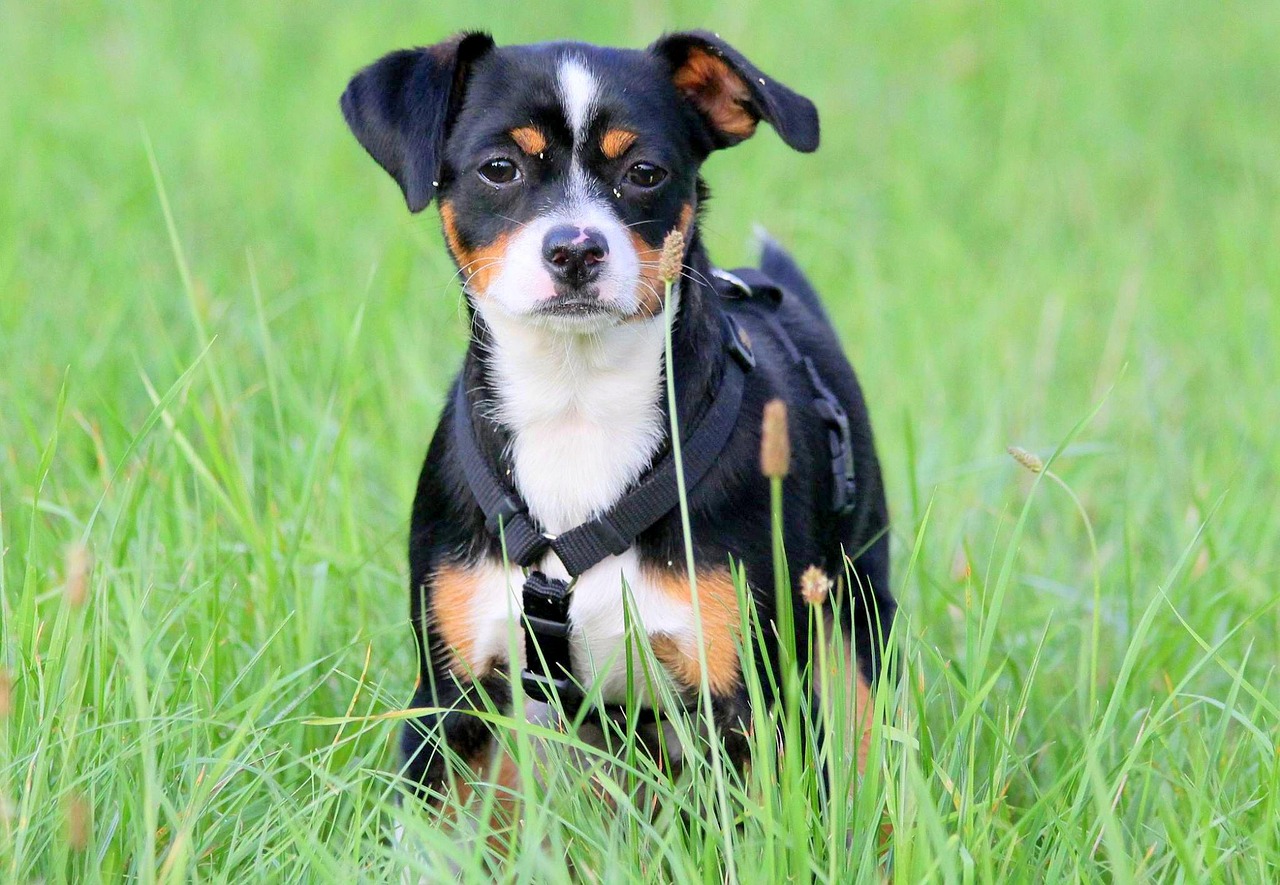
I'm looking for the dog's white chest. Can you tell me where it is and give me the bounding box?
[485,307,670,535]
[469,300,686,702]
[507,411,661,535]
[465,552,694,703]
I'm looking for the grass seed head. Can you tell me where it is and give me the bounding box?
[799,565,832,606]
[0,668,11,718]
[761,399,791,478]
[658,229,685,283]
[65,794,90,852]
[65,542,92,608]
[1007,446,1045,474]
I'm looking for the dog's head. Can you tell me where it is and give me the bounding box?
[342,32,818,331]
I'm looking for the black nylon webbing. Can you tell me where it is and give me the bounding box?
[546,353,746,575]
[450,315,751,577]
[450,382,549,566]
[520,571,574,689]
[716,266,858,513]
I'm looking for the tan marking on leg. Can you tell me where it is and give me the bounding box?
[436,743,523,853]
[649,633,689,683]
[509,126,547,156]
[477,751,523,833]
[649,567,742,694]
[601,128,638,159]
[853,670,873,774]
[430,564,493,678]
[671,48,758,140]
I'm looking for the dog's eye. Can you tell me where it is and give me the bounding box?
[478,159,520,186]
[625,162,667,189]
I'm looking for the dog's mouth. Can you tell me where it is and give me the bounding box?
[533,288,617,318]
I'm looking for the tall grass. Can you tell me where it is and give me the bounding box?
[3,0,1279,881]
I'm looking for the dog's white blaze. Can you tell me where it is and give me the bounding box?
[557,56,598,143]
[557,56,602,208]
[461,550,696,705]
[564,163,596,216]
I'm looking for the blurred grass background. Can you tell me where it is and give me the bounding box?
[2,0,1278,880]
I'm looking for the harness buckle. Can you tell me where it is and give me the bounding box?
[723,315,756,371]
[591,516,631,557]
[805,358,858,515]
[522,570,572,616]
[711,267,752,298]
[520,670,579,704]
[522,613,570,639]
[520,572,580,705]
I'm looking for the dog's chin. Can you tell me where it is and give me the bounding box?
[530,311,622,334]
[480,276,661,335]
[511,288,636,334]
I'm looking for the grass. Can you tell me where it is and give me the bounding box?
[2,0,1279,880]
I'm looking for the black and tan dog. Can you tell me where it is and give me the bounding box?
[341,30,895,806]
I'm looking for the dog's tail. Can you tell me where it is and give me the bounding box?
[754,227,831,323]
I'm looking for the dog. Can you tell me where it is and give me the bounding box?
[341,30,896,811]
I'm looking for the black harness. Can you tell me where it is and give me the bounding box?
[713,267,859,515]
[449,269,857,721]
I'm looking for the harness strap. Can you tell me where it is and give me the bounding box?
[550,323,749,575]
[715,267,858,515]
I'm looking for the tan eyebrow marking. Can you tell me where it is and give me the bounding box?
[509,126,548,156]
[601,128,638,160]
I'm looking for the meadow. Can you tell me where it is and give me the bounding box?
[2,0,1277,881]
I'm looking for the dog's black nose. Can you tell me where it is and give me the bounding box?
[542,225,608,285]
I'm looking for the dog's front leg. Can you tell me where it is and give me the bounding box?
[400,670,513,805]
[399,555,527,811]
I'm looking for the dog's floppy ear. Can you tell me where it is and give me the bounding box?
[340,32,494,212]
[649,31,819,153]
